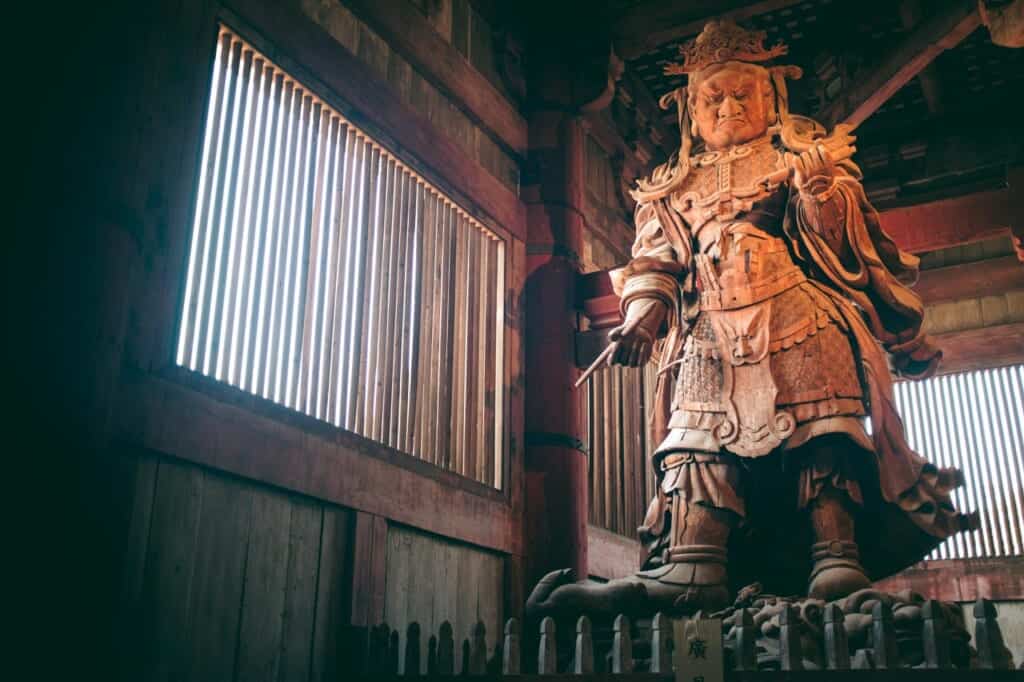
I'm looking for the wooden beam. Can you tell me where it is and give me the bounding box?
[614,0,805,60]
[873,557,1024,602]
[820,0,980,128]
[933,322,1024,376]
[113,369,523,555]
[879,186,1021,254]
[342,0,528,157]
[223,0,526,241]
[915,256,1024,305]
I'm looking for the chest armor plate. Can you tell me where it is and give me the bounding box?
[669,136,788,236]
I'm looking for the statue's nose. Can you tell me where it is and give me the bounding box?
[720,96,742,117]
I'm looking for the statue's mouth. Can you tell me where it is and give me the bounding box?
[717,116,747,129]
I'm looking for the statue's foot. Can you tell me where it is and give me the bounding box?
[525,568,648,617]
[636,562,730,615]
[808,542,870,602]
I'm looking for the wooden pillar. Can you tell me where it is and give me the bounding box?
[522,110,588,586]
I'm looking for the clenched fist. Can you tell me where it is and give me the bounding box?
[607,299,667,367]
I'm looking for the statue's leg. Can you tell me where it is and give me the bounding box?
[636,451,741,614]
[798,435,871,601]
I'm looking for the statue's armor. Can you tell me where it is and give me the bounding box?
[655,136,868,462]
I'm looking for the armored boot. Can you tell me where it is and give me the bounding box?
[634,495,733,614]
[807,488,870,601]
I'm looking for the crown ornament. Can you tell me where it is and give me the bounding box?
[664,20,789,75]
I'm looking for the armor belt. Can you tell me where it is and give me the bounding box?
[700,267,806,310]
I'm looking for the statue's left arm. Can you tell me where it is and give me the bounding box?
[783,146,941,378]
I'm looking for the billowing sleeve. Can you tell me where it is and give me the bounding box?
[784,166,941,378]
[609,199,693,323]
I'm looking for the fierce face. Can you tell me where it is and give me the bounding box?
[691,64,773,150]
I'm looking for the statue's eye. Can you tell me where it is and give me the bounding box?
[734,90,748,100]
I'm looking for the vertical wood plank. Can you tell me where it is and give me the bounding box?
[186,473,254,682]
[436,205,457,470]
[235,488,292,681]
[279,497,323,682]
[311,506,354,681]
[413,191,438,463]
[116,453,159,680]
[139,460,204,682]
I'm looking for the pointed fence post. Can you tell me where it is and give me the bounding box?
[469,622,487,674]
[574,616,594,674]
[974,598,1008,670]
[871,601,899,669]
[823,603,850,670]
[370,624,391,675]
[461,640,471,675]
[502,618,521,675]
[651,612,673,673]
[438,621,455,675]
[405,622,421,676]
[779,604,803,671]
[612,614,634,673]
[734,608,757,671]
[539,617,557,674]
[427,635,438,675]
[389,630,400,675]
[922,600,951,669]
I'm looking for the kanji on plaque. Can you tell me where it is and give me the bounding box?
[674,618,723,682]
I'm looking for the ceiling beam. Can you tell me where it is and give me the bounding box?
[879,184,1022,255]
[915,256,1024,305]
[820,0,980,129]
[933,322,1024,376]
[613,0,805,60]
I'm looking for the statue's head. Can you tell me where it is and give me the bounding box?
[664,20,793,151]
[687,62,775,150]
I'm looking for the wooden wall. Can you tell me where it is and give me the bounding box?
[23,0,528,677]
[117,451,354,682]
[383,525,504,674]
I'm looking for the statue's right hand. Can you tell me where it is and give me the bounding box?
[607,299,665,367]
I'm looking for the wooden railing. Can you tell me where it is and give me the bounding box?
[339,598,1017,677]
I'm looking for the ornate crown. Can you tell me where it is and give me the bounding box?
[664,20,788,76]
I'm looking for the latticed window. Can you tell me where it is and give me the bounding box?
[176,26,506,488]
[894,364,1024,560]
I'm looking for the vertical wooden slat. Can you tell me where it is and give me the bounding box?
[389,169,413,447]
[436,204,458,471]
[381,170,408,445]
[283,97,320,408]
[300,115,338,415]
[448,211,467,475]
[342,139,375,431]
[610,367,622,532]
[326,130,362,424]
[229,58,271,388]
[413,190,438,462]
[194,38,244,376]
[593,369,606,528]
[317,127,353,420]
[221,53,265,384]
[493,240,506,489]
[373,164,399,441]
[463,225,481,481]
[352,147,384,436]
[403,183,426,456]
[244,71,285,395]
[296,108,330,413]
[362,156,392,437]
[481,237,497,486]
[179,31,231,368]
[262,80,300,400]
[205,44,254,378]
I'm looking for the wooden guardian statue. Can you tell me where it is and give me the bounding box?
[529,20,977,617]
